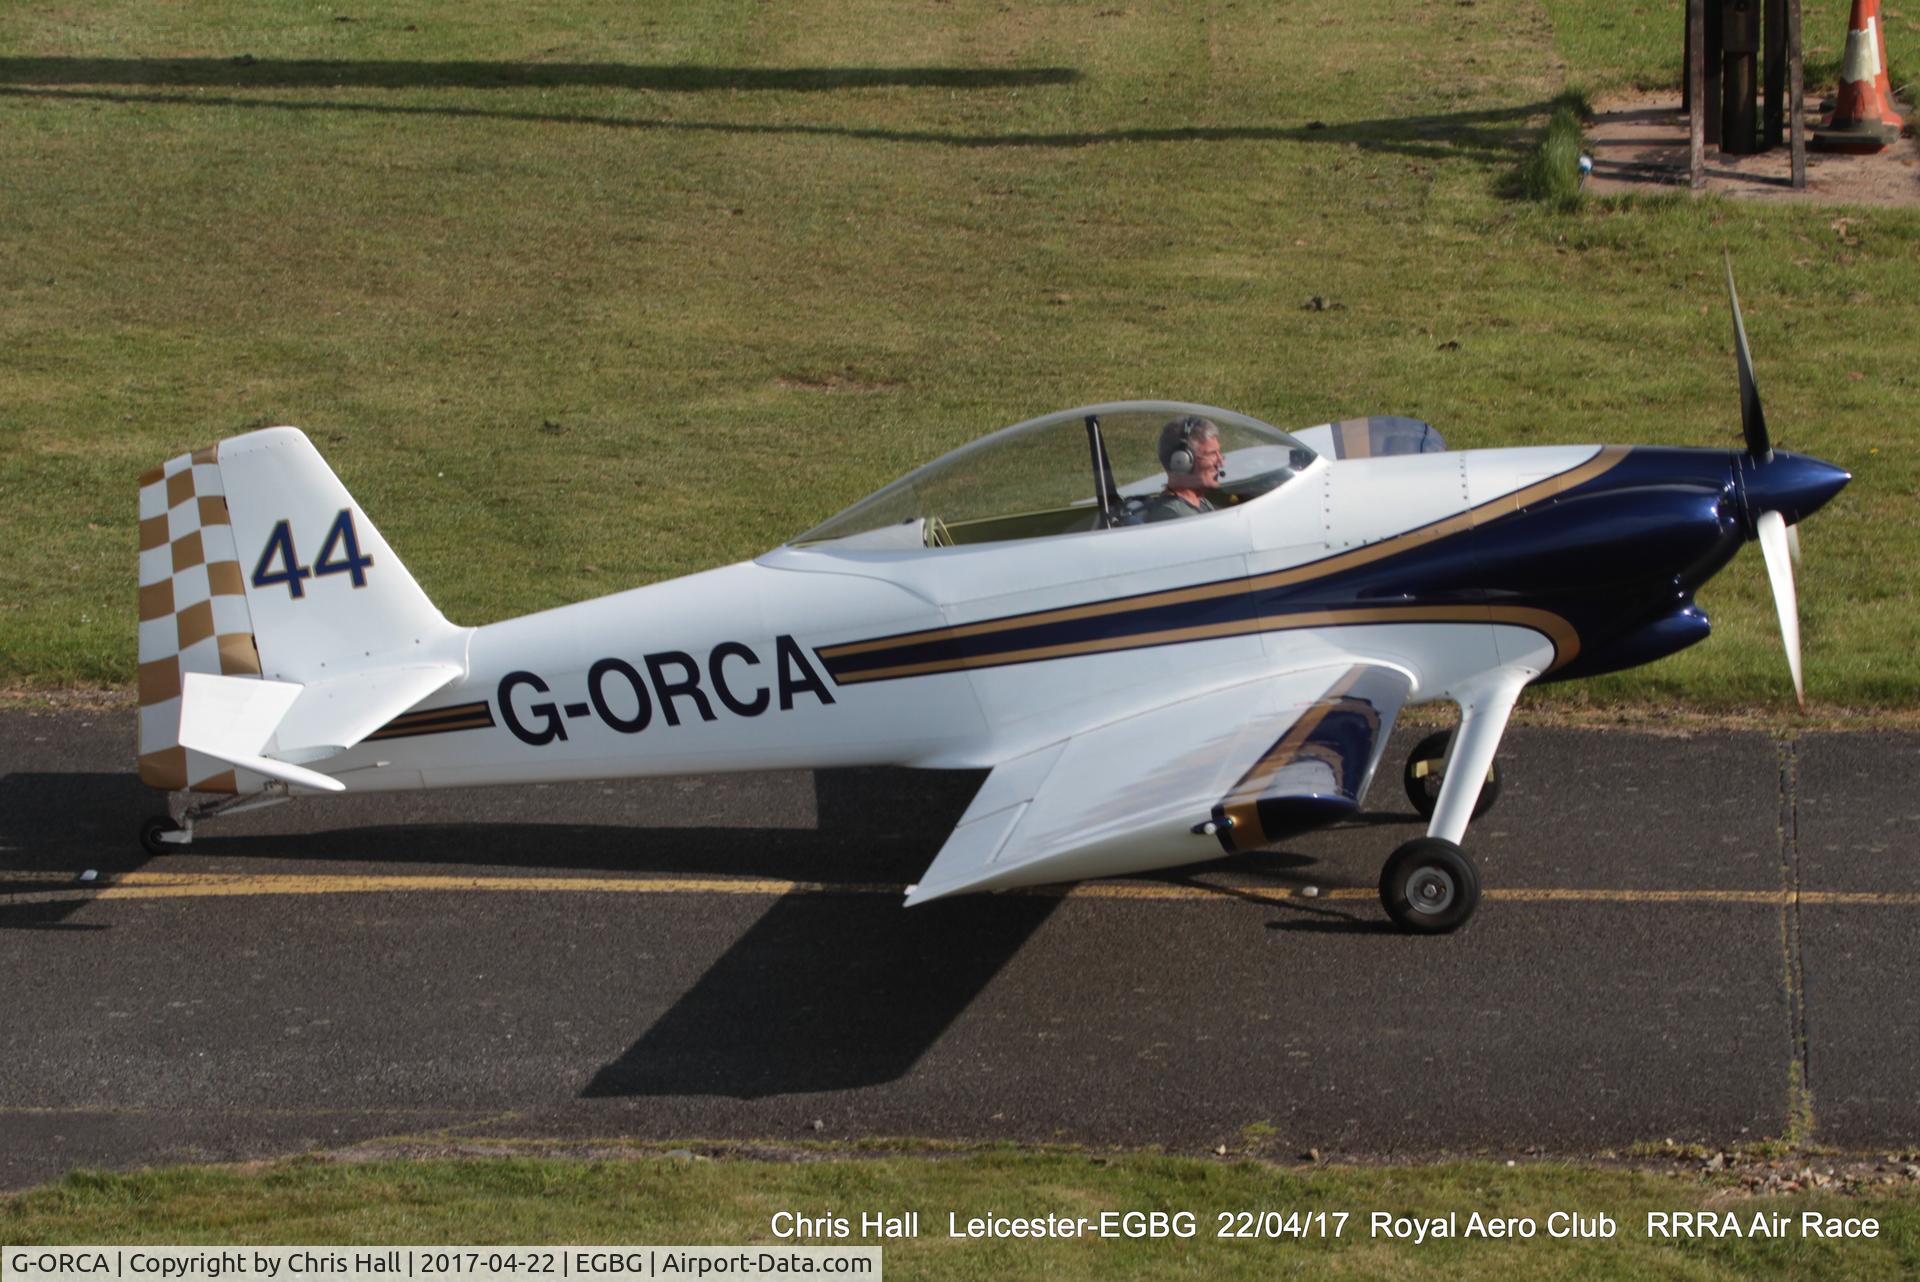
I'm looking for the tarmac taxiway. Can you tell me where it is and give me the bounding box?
[3,710,1916,1190]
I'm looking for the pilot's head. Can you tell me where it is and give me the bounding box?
[1158,416,1223,489]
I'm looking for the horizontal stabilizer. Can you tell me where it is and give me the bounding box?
[176,672,347,793]
[174,660,465,793]
[276,662,463,757]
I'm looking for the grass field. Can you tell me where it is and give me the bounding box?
[6,1152,1920,1279]
[1,1,1915,708]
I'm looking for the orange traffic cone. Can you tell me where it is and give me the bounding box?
[1813,0,1906,153]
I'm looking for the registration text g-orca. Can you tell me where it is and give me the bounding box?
[498,634,834,746]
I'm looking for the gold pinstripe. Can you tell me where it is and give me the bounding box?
[832,604,1582,684]
[364,700,495,741]
[378,700,491,727]
[365,715,495,741]
[818,447,1630,671]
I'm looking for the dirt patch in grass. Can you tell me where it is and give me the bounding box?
[0,685,135,712]
[773,370,902,394]
[1584,90,1920,203]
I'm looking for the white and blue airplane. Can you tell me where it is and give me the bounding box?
[133,267,1848,931]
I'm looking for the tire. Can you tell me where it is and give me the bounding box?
[1379,837,1481,934]
[139,814,181,857]
[1403,729,1502,822]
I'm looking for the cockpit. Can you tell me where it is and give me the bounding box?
[791,401,1318,549]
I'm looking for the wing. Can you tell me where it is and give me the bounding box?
[904,662,1411,905]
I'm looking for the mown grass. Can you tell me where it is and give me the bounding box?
[1,1,1915,709]
[6,1154,1920,1280]
[1540,0,1912,96]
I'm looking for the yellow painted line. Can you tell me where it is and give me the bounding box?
[4,871,1920,908]
[0,872,893,902]
[1067,885,1920,907]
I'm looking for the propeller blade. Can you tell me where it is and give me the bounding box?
[1756,510,1803,709]
[1725,253,1772,462]
[1785,521,1802,565]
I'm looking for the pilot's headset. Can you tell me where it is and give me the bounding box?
[1160,415,1222,479]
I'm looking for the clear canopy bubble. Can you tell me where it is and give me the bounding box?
[793,401,1316,549]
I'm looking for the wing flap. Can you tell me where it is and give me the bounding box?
[906,662,1411,905]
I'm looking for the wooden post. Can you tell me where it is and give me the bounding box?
[1705,0,1724,146]
[1788,0,1807,187]
[1684,1,1693,111]
[1724,0,1761,154]
[1764,0,1787,147]
[1691,0,1708,189]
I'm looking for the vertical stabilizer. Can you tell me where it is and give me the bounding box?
[137,427,462,792]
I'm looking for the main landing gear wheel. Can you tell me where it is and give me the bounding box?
[1380,837,1481,934]
[1403,729,1502,822]
[139,814,181,857]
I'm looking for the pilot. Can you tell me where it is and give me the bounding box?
[1135,415,1225,522]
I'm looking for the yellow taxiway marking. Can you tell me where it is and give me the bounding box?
[3,871,1920,908]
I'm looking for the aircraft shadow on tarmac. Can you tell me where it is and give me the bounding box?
[0,766,1056,1091]
[0,765,1407,1091]
[0,770,154,931]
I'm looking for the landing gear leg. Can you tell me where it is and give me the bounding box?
[1403,729,1502,822]
[1379,667,1530,933]
[136,783,291,856]
[1425,669,1527,846]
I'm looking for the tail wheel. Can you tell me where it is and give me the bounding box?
[1380,837,1481,934]
[139,815,181,857]
[1403,729,1502,822]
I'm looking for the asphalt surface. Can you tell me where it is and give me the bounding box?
[3,708,1916,1191]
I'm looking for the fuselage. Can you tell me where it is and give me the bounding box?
[317,439,1842,794]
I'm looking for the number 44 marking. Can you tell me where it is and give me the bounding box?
[252,509,374,599]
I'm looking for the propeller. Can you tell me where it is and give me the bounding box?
[1725,253,1807,708]
[1756,510,1804,709]
[1725,252,1771,462]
